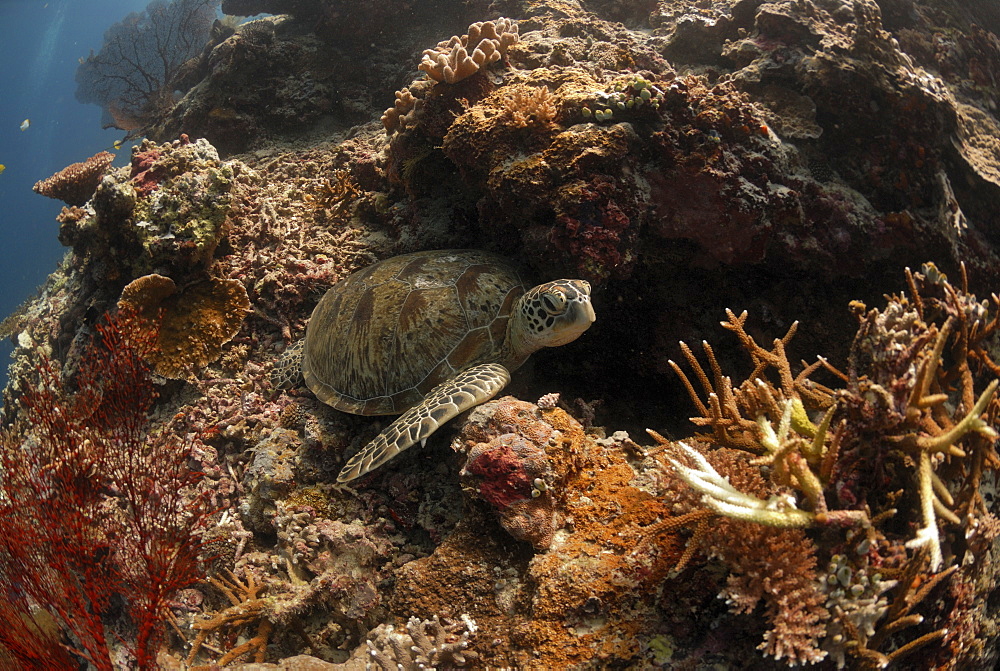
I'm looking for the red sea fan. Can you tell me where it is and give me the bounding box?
[0,306,212,669]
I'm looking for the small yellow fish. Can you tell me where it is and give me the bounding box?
[113,139,124,150]
[19,119,29,131]
[0,164,5,175]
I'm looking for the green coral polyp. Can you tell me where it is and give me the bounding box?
[582,76,666,123]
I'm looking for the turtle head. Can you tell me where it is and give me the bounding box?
[511,279,595,356]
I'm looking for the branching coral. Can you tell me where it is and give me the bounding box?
[657,439,832,664]
[187,569,272,667]
[33,151,115,206]
[669,441,819,528]
[365,615,479,670]
[499,84,558,128]
[418,18,518,84]
[301,169,361,219]
[660,263,1000,665]
[828,548,956,669]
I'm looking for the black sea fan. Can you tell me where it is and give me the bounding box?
[75,0,220,132]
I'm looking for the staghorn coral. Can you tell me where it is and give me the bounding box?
[659,440,831,664]
[33,151,115,206]
[418,18,518,84]
[660,262,1000,666]
[118,273,251,379]
[186,569,272,667]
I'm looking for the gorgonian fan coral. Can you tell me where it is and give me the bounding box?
[0,306,211,669]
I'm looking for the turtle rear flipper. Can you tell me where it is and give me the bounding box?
[271,339,305,390]
[337,363,511,482]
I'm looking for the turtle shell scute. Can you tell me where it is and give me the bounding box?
[302,250,526,415]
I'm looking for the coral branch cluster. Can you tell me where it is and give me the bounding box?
[365,615,479,670]
[659,263,1000,666]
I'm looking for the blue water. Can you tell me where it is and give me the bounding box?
[0,0,156,395]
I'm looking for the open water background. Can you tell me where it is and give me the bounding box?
[0,0,178,397]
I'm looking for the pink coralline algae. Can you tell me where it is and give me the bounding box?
[463,434,541,510]
[130,134,193,195]
[130,145,164,196]
[550,176,636,281]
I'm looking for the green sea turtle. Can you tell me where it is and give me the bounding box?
[272,249,595,482]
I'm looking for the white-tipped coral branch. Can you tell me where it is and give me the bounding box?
[668,442,815,527]
[905,379,998,569]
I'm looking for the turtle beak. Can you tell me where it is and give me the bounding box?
[549,296,595,346]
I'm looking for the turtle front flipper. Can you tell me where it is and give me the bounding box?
[337,363,511,482]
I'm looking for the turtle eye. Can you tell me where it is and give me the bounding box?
[540,290,566,314]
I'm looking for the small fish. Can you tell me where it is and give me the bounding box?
[19,119,29,131]
[0,164,5,175]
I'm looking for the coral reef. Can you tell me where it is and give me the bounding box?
[8,0,1000,668]
[149,3,491,154]
[392,402,686,668]
[32,150,115,206]
[58,136,238,282]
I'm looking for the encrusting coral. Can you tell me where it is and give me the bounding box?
[33,150,115,206]
[118,273,251,380]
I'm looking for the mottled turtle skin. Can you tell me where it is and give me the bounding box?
[276,249,595,482]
